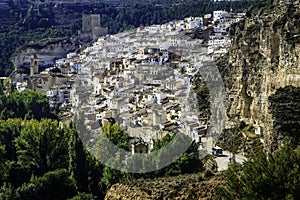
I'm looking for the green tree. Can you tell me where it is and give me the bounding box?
[0,145,8,185]
[94,122,129,162]
[15,169,77,200]
[0,82,4,95]
[0,118,22,161]
[85,153,105,198]
[96,130,204,189]
[219,143,300,200]
[68,122,105,198]
[0,182,15,200]
[0,90,56,120]
[8,83,15,94]
[6,162,32,188]
[0,118,106,199]
[93,123,130,191]
[101,165,128,191]
[68,123,88,192]
[15,119,69,176]
[151,133,203,177]
[68,193,97,200]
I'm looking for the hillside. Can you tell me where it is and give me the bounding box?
[104,1,300,198]
[0,0,253,76]
[105,173,224,200]
[0,0,299,199]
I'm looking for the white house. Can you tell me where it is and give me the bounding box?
[204,14,212,19]
[213,10,228,22]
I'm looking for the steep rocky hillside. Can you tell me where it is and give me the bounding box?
[105,173,224,200]
[218,0,300,150]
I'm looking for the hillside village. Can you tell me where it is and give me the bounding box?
[11,10,245,153]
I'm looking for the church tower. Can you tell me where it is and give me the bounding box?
[30,54,39,76]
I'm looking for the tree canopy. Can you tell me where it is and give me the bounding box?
[150,133,203,177]
[94,128,204,190]
[0,118,104,199]
[0,89,57,120]
[219,143,300,200]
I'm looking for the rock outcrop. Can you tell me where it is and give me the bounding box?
[218,0,300,149]
[12,38,76,68]
[12,36,91,69]
[105,173,224,200]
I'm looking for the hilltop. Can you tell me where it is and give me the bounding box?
[0,0,253,76]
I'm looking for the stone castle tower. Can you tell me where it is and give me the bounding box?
[82,14,101,32]
[82,14,108,40]
[30,54,39,76]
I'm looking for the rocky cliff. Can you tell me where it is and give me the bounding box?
[218,0,300,149]
[12,35,91,69]
[105,173,224,200]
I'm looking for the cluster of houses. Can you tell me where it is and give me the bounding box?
[11,10,245,153]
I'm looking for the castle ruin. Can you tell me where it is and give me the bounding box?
[82,14,108,40]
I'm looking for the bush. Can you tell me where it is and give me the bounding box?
[219,143,300,199]
[203,169,214,178]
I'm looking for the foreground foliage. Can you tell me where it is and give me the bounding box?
[0,119,104,199]
[0,88,205,199]
[219,143,300,200]
[95,129,204,190]
[0,89,56,120]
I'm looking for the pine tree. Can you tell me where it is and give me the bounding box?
[15,169,77,200]
[68,122,88,192]
[219,142,300,199]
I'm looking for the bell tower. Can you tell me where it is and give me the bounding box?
[30,53,39,76]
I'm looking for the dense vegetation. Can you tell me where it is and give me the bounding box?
[0,0,255,76]
[217,121,263,157]
[0,89,57,120]
[0,24,80,76]
[101,1,254,33]
[217,86,300,199]
[0,86,204,199]
[218,142,300,199]
[94,123,204,190]
[0,118,105,199]
[217,87,300,156]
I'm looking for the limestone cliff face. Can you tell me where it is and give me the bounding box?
[12,35,92,68]
[219,0,300,148]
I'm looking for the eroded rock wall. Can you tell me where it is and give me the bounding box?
[219,0,300,149]
[12,35,93,68]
